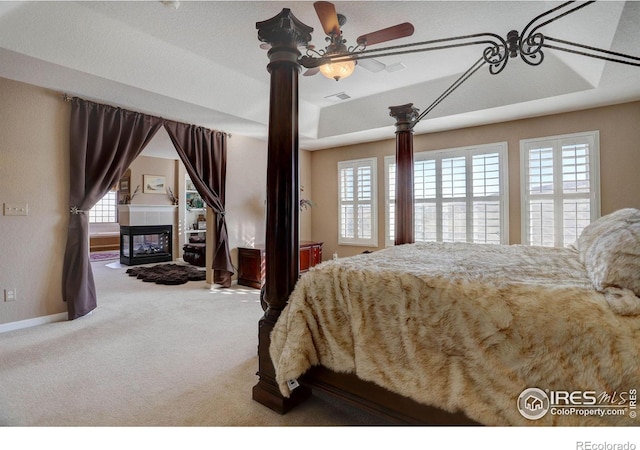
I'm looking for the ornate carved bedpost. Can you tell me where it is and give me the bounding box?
[253,9,313,413]
[389,103,419,245]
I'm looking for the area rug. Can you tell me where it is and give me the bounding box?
[90,251,120,262]
[126,264,206,285]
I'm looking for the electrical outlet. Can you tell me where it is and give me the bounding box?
[4,289,16,302]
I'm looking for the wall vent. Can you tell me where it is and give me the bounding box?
[324,92,351,101]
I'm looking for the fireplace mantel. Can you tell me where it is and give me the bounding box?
[118,204,177,227]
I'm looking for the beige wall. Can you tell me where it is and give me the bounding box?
[0,76,312,325]
[0,77,70,323]
[225,135,267,267]
[310,101,640,259]
[126,155,178,207]
[299,148,313,241]
[2,72,637,326]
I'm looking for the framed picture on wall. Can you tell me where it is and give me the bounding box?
[143,175,166,194]
[119,177,130,194]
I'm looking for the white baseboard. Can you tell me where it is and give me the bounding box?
[0,312,68,334]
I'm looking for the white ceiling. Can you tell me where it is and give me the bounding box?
[1,1,639,156]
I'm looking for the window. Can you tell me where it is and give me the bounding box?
[385,142,508,246]
[338,158,378,246]
[520,131,600,247]
[89,190,118,223]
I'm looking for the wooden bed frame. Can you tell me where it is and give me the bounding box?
[252,8,479,425]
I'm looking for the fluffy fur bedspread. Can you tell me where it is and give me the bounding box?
[270,242,640,426]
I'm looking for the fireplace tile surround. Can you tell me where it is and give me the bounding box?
[117,204,177,227]
[118,205,177,266]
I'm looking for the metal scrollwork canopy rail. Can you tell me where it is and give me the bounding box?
[298,0,640,128]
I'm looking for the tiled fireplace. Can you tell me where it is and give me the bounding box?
[117,205,177,266]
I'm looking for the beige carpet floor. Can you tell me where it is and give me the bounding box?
[0,259,388,427]
[1,261,624,448]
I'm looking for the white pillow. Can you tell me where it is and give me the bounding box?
[575,208,640,316]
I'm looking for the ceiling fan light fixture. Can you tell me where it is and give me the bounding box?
[319,57,356,81]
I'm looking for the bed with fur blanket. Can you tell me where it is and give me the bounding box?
[270,208,640,426]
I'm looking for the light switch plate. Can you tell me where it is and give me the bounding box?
[3,203,28,216]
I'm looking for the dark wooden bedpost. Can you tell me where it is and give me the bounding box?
[389,103,419,245]
[253,8,313,413]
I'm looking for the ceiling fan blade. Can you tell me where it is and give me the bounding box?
[303,67,320,77]
[314,1,340,35]
[358,58,386,73]
[356,22,414,46]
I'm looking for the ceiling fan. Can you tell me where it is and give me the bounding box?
[303,1,414,81]
[258,1,640,127]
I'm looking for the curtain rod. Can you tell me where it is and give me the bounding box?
[62,93,232,138]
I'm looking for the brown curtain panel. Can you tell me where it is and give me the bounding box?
[164,121,233,287]
[62,98,163,320]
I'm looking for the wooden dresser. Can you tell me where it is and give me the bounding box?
[237,241,323,289]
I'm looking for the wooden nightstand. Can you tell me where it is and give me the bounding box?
[299,240,323,273]
[237,241,323,289]
[237,246,266,289]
